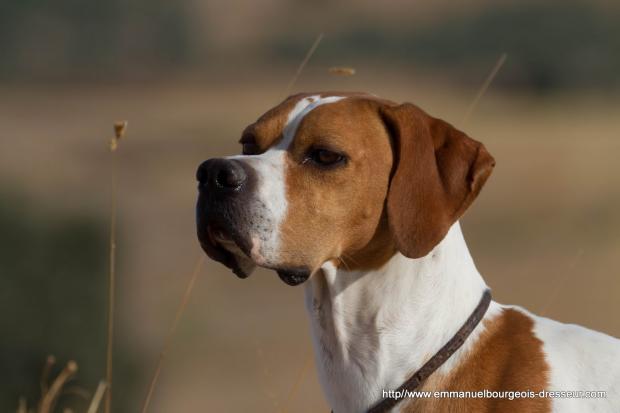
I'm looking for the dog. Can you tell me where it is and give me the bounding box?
[195,92,620,412]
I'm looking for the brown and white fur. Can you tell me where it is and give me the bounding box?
[195,93,620,412]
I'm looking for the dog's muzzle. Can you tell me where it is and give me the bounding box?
[196,158,256,278]
[196,157,313,286]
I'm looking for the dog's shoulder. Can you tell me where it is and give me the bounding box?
[406,304,620,412]
[524,307,620,410]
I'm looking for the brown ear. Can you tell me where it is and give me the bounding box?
[380,103,495,258]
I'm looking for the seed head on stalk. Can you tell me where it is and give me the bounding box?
[109,121,128,151]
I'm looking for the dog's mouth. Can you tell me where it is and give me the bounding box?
[207,224,254,266]
[198,222,254,278]
[207,223,233,246]
[201,223,312,286]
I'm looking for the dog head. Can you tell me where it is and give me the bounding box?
[196,93,494,285]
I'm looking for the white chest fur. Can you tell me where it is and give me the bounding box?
[303,223,490,413]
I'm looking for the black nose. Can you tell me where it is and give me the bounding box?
[196,158,247,192]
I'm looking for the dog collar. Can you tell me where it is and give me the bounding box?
[365,289,492,413]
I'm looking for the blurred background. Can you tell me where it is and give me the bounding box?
[1,0,619,411]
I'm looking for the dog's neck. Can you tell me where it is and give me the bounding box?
[304,222,489,413]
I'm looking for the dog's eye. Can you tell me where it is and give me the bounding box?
[241,142,260,155]
[306,148,346,167]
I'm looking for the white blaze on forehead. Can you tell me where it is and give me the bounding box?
[228,94,345,266]
[279,95,345,149]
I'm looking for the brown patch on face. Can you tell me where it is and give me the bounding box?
[277,96,398,272]
[403,308,551,413]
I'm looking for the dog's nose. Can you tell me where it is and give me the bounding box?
[196,158,247,192]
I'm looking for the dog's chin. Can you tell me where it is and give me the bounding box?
[276,268,311,286]
[218,240,312,286]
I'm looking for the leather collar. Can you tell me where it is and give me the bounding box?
[366,289,492,413]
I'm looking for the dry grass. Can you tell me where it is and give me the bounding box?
[17,357,106,413]
[328,67,356,76]
[462,53,507,124]
[279,354,312,413]
[284,33,324,97]
[141,256,205,413]
[86,382,107,413]
[38,359,78,413]
[105,121,127,413]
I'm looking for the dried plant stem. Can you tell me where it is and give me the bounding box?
[17,397,27,413]
[284,33,324,97]
[328,66,356,76]
[105,121,126,413]
[40,355,56,398]
[462,53,507,124]
[279,353,312,413]
[254,341,281,410]
[86,381,108,413]
[104,150,117,413]
[60,386,91,401]
[141,255,205,413]
[39,361,78,413]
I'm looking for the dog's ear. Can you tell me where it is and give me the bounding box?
[380,103,495,258]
